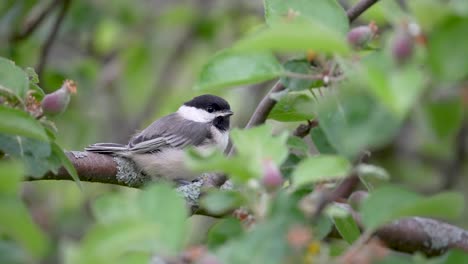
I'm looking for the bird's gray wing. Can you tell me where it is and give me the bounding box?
[128,114,212,154]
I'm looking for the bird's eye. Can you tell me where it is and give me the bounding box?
[207,106,214,113]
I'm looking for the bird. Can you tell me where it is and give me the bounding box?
[85,94,233,182]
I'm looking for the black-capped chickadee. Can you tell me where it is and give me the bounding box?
[85,94,233,182]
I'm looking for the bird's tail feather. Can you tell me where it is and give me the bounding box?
[85,143,128,154]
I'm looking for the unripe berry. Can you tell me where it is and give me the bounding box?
[348,191,369,211]
[391,32,414,64]
[41,80,77,115]
[347,22,377,49]
[261,159,283,191]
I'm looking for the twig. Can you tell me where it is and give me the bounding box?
[346,0,380,23]
[10,0,61,42]
[129,27,196,133]
[293,120,319,138]
[36,0,71,82]
[244,0,380,129]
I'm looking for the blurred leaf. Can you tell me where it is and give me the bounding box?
[0,161,23,195]
[316,89,400,158]
[356,164,390,191]
[94,19,121,54]
[0,162,50,258]
[0,105,48,141]
[286,136,308,154]
[269,92,315,122]
[187,125,290,183]
[216,192,307,263]
[429,16,468,81]
[50,143,81,188]
[314,214,334,240]
[408,0,451,31]
[0,57,28,99]
[361,185,464,230]
[137,184,188,253]
[234,22,349,54]
[231,124,289,167]
[441,250,468,264]
[0,200,50,259]
[0,241,30,264]
[361,52,425,118]
[327,205,360,244]
[200,190,246,215]
[422,98,464,140]
[280,153,302,179]
[264,0,349,34]
[207,218,244,249]
[92,193,139,224]
[77,184,188,264]
[280,59,323,91]
[292,155,351,188]
[196,50,282,90]
[310,124,337,154]
[0,134,59,177]
[186,148,252,182]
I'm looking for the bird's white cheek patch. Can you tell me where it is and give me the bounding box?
[210,126,229,151]
[177,105,215,122]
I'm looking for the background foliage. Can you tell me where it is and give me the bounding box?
[0,0,468,263]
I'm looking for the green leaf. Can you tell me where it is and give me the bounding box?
[216,192,308,263]
[269,92,315,122]
[78,184,188,264]
[0,57,29,99]
[264,0,349,35]
[0,105,48,141]
[316,88,400,158]
[422,98,464,140]
[50,142,82,189]
[0,199,50,259]
[442,250,468,264]
[356,164,390,191]
[327,205,360,244]
[292,155,351,188]
[361,52,425,118]
[185,148,252,182]
[0,162,50,258]
[286,136,308,154]
[233,22,349,54]
[200,190,246,215]
[408,0,451,31]
[207,218,244,249]
[137,184,188,253]
[361,186,464,230]
[429,16,468,81]
[195,50,282,90]
[187,125,289,182]
[0,134,58,177]
[310,124,337,154]
[0,161,24,195]
[280,59,323,91]
[0,241,30,264]
[232,124,289,165]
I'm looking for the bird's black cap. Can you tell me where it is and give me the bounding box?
[184,94,231,112]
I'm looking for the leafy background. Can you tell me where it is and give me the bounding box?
[1,0,468,263]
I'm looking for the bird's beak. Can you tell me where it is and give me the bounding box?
[221,110,234,117]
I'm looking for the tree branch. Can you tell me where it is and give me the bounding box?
[333,203,468,256]
[10,0,61,42]
[346,0,380,23]
[36,0,71,81]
